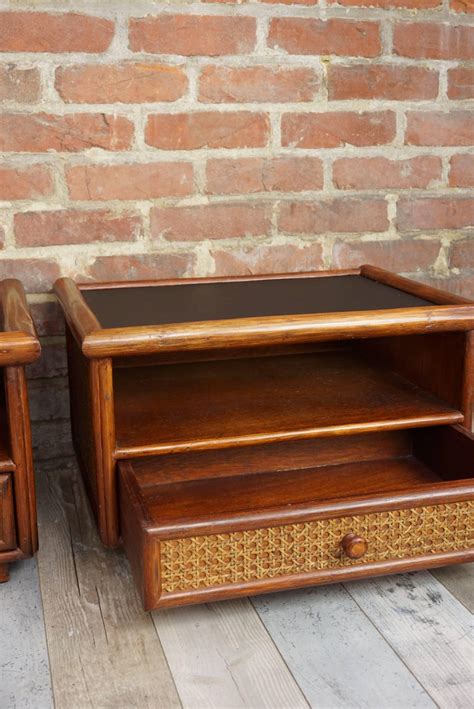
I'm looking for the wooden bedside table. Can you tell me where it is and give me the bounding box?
[0,280,41,582]
[54,265,474,610]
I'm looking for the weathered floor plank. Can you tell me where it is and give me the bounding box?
[430,563,474,613]
[345,571,474,708]
[152,599,308,709]
[36,460,180,709]
[253,583,434,709]
[0,557,53,709]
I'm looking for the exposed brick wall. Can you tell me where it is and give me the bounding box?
[0,0,472,459]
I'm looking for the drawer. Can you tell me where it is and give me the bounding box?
[119,426,474,610]
[0,474,16,552]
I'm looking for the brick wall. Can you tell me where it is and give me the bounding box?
[0,1,473,459]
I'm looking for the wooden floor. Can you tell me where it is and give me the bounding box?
[1,458,473,709]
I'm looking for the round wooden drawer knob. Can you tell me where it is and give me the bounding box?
[341,533,368,559]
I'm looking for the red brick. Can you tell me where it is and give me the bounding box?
[0,113,133,152]
[261,0,318,4]
[282,111,395,148]
[86,253,196,281]
[451,239,474,269]
[206,157,323,195]
[397,197,474,230]
[268,18,381,58]
[278,199,388,234]
[129,15,255,56]
[332,239,441,272]
[449,154,474,187]
[450,0,474,12]
[145,112,269,150]
[15,210,141,247]
[66,163,193,200]
[55,64,188,104]
[212,243,324,276]
[328,0,440,6]
[333,156,442,190]
[199,66,319,103]
[0,12,114,53]
[0,66,40,103]
[205,0,318,2]
[151,203,272,241]
[0,258,60,292]
[448,67,474,99]
[328,65,438,101]
[393,23,474,60]
[0,165,54,199]
[405,112,474,147]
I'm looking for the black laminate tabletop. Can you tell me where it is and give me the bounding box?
[82,275,435,329]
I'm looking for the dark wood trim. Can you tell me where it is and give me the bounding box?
[0,474,16,551]
[145,478,474,539]
[90,358,118,547]
[0,547,29,563]
[0,279,40,366]
[81,305,474,359]
[78,268,362,291]
[5,366,38,555]
[361,264,473,306]
[0,331,40,367]
[0,279,38,336]
[54,277,102,347]
[115,415,464,460]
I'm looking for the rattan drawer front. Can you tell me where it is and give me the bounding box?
[0,474,16,552]
[160,501,474,594]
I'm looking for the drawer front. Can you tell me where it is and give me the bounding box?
[160,501,474,594]
[0,474,16,551]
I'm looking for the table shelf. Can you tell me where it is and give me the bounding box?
[114,350,463,457]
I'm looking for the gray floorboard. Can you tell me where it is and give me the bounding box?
[0,558,53,709]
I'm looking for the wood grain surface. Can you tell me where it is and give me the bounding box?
[114,352,463,457]
[36,461,180,709]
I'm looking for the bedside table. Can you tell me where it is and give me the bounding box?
[0,279,41,582]
[55,265,474,609]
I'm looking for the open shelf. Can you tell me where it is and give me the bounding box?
[119,426,474,537]
[114,351,463,457]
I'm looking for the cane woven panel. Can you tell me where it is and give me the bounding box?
[160,501,474,593]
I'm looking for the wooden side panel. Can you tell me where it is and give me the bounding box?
[119,462,161,610]
[4,366,37,555]
[66,326,101,523]
[462,331,474,426]
[359,332,468,415]
[66,326,118,547]
[0,473,16,551]
[414,425,474,482]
